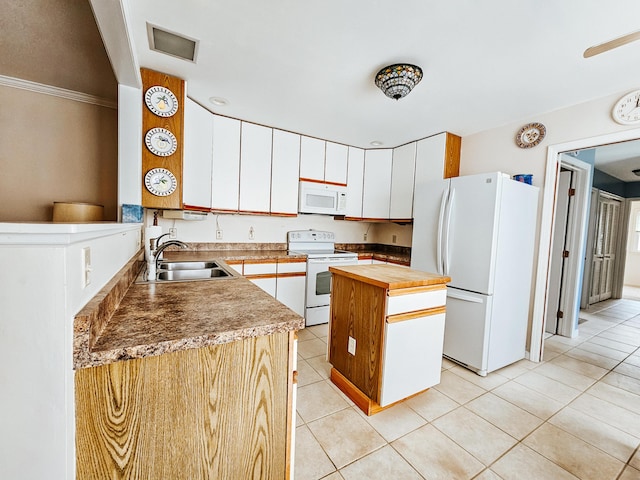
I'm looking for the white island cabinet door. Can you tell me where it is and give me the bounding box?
[183,98,213,210]
[271,129,300,215]
[211,114,241,212]
[299,136,325,181]
[390,142,417,219]
[325,141,348,185]
[362,149,392,219]
[239,122,273,213]
[346,146,364,218]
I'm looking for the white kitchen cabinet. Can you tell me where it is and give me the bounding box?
[244,261,278,297]
[414,132,461,187]
[183,98,213,210]
[325,141,348,185]
[212,114,241,212]
[390,142,417,220]
[239,122,272,213]
[362,149,393,219]
[271,130,300,215]
[276,259,306,317]
[299,136,325,181]
[346,146,365,218]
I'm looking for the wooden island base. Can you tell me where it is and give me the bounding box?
[330,368,429,416]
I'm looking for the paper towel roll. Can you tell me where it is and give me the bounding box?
[144,226,163,261]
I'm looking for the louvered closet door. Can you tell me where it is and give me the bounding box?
[590,195,622,303]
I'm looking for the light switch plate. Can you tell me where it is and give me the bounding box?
[81,246,91,288]
[348,336,356,355]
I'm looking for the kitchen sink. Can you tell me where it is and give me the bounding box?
[158,261,220,271]
[136,259,238,284]
[157,268,231,281]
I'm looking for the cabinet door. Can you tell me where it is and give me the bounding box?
[325,141,348,185]
[390,142,416,219]
[414,132,460,188]
[212,115,241,212]
[299,136,325,181]
[276,275,306,316]
[362,149,392,219]
[183,98,213,209]
[239,122,272,213]
[271,130,300,215]
[346,147,365,218]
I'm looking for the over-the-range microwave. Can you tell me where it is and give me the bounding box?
[298,180,347,215]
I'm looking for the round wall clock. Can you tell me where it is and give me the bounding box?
[515,122,546,149]
[145,127,177,157]
[144,86,179,117]
[612,89,640,124]
[144,168,177,196]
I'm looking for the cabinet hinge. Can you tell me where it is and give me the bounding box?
[568,188,576,197]
[562,250,570,258]
[557,310,564,319]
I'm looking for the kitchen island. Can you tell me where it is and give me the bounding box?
[74,250,303,480]
[328,264,450,415]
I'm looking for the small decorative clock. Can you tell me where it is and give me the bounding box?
[612,89,640,125]
[144,86,179,117]
[144,167,177,196]
[515,122,546,149]
[145,128,177,157]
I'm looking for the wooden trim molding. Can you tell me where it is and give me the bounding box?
[0,74,117,109]
[299,177,347,187]
[387,284,447,296]
[386,306,446,324]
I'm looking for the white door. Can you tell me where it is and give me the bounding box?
[546,170,572,334]
[590,194,622,303]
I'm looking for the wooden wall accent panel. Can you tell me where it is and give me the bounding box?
[443,132,461,179]
[75,333,289,479]
[328,274,385,402]
[141,68,185,209]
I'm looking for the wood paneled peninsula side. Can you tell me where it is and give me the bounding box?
[73,250,303,480]
[328,264,450,415]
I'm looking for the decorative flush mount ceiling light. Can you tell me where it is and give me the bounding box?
[374,64,423,100]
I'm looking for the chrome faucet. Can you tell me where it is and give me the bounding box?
[154,240,189,266]
[146,239,189,280]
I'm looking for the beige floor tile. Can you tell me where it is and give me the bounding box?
[492,358,538,379]
[588,335,638,353]
[492,380,564,420]
[588,381,640,415]
[319,473,344,480]
[619,465,640,480]
[523,423,624,480]
[630,449,640,470]
[297,381,349,423]
[550,353,609,379]
[513,371,581,404]
[327,379,355,407]
[405,387,459,421]
[579,341,630,361]
[533,361,596,391]
[565,347,621,370]
[569,393,640,438]
[434,370,486,404]
[294,425,337,480]
[298,328,317,342]
[490,444,579,480]
[544,338,576,354]
[307,408,386,469]
[338,445,422,480]
[540,347,562,362]
[466,392,543,440]
[306,354,332,379]
[307,323,329,339]
[298,358,324,387]
[355,402,426,442]
[597,330,640,347]
[299,338,329,359]
[614,362,640,380]
[548,407,639,462]
[624,354,640,368]
[433,407,517,465]
[449,365,509,390]
[297,412,304,426]
[601,371,640,395]
[391,424,484,479]
[473,470,503,480]
[441,357,457,369]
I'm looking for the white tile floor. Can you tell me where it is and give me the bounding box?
[294,297,640,479]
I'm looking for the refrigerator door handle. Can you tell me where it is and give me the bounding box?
[436,188,448,275]
[447,289,484,303]
[442,187,455,276]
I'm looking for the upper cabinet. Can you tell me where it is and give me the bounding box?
[389,142,417,221]
[415,132,461,187]
[211,115,241,212]
[300,137,348,185]
[271,130,300,215]
[239,122,273,214]
[183,98,213,210]
[362,149,393,220]
[346,147,365,218]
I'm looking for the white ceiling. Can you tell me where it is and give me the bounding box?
[121,0,640,150]
[586,139,640,182]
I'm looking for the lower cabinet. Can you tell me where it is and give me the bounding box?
[75,331,298,480]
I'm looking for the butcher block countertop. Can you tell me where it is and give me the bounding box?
[329,264,451,290]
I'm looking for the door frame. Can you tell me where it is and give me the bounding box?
[530,127,640,362]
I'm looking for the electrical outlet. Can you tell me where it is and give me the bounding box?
[216,229,223,240]
[392,234,397,244]
[363,232,368,241]
[81,246,92,288]
[348,336,356,355]
[169,227,177,239]
[249,226,255,240]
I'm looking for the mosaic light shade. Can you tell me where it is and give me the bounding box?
[374,64,423,100]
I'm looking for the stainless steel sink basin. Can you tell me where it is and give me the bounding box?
[157,268,231,281]
[158,261,219,271]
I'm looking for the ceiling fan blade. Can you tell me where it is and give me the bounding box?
[584,30,640,58]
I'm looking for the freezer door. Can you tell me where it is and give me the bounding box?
[411,177,449,273]
[445,173,500,294]
[443,288,492,376]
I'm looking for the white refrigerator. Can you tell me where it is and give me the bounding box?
[411,172,539,376]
